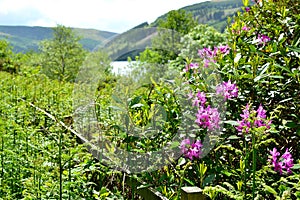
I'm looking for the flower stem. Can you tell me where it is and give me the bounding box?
[252,133,256,199]
[244,140,248,197]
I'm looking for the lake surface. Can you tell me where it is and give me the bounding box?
[111,61,134,75]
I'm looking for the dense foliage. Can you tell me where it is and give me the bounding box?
[0,0,299,199]
[39,25,87,82]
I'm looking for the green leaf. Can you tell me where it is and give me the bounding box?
[234,53,241,63]
[203,174,216,186]
[227,135,240,140]
[221,170,232,176]
[263,184,277,195]
[288,46,300,53]
[184,177,194,185]
[112,95,123,104]
[170,141,180,149]
[269,75,284,79]
[292,164,300,169]
[178,157,186,166]
[254,74,268,82]
[258,63,270,76]
[109,105,125,111]
[131,103,144,108]
[274,64,291,73]
[224,120,239,126]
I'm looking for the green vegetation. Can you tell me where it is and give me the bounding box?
[0,39,16,73]
[39,25,87,82]
[0,0,299,199]
[140,9,197,64]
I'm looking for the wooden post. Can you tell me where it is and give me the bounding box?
[181,186,206,200]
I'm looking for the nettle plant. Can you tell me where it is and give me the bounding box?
[176,0,299,199]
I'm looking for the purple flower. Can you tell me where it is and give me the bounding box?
[236,104,271,134]
[218,45,230,55]
[254,104,271,128]
[191,91,207,107]
[180,139,203,160]
[187,92,194,100]
[195,105,220,131]
[236,119,251,134]
[245,7,250,12]
[196,91,207,106]
[216,80,239,100]
[270,147,280,162]
[240,104,250,119]
[203,59,216,68]
[242,26,250,31]
[258,34,271,44]
[256,104,267,119]
[198,47,216,59]
[184,62,199,72]
[281,149,294,174]
[198,45,230,68]
[270,148,294,175]
[180,139,191,154]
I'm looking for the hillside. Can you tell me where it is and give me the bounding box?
[152,0,244,32]
[0,25,117,52]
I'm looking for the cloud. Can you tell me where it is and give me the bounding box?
[0,7,45,25]
[0,0,207,33]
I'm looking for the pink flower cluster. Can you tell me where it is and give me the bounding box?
[270,148,294,174]
[236,104,271,134]
[189,91,220,131]
[216,80,239,100]
[190,91,206,107]
[198,45,230,67]
[257,34,271,45]
[180,138,203,160]
[242,25,251,31]
[195,105,220,131]
[183,62,199,72]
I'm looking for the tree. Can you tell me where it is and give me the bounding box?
[140,10,198,64]
[179,24,227,60]
[157,9,197,35]
[40,25,87,82]
[0,40,17,73]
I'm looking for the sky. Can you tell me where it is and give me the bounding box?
[0,0,208,33]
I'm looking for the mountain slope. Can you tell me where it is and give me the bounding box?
[152,0,244,32]
[0,25,117,52]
